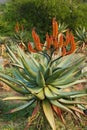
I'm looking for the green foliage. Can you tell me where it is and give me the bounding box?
[75,26,87,45]
[0,17,87,129]
[0,0,87,39]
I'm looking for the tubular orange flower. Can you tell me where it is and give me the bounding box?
[32,29,42,51]
[53,39,58,49]
[15,22,20,33]
[65,30,70,46]
[36,44,43,51]
[32,29,40,43]
[52,18,58,38]
[66,33,76,54]
[46,33,52,49]
[28,43,37,53]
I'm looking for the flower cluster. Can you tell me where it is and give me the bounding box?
[28,18,76,57]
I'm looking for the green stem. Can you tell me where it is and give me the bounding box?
[38,51,51,63]
[51,56,62,65]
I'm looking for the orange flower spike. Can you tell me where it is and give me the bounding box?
[36,44,43,51]
[53,39,58,49]
[35,34,42,51]
[67,33,76,55]
[65,30,70,45]
[32,29,42,51]
[28,43,37,53]
[59,33,63,48]
[52,18,58,38]
[46,33,51,49]
[15,22,20,33]
[35,35,40,45]
[32,28,40,44]
[32,29,37,43]
[71,33,76,51]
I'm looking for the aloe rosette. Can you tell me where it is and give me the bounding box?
[0,18,87,130]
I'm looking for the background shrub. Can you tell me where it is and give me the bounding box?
[0,0,87,41]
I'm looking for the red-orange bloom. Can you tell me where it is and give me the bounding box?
[46,33,52,49]
[28,43,37,53]
[67,33,76,54]
[53,39,58,49]
[52,18,58,38]
[65,30,70,46]
[32,29,42,51]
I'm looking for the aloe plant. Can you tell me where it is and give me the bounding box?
[0,18,87,130]
[12,22,29,50]
[75,26,87,45]
[75,26,87,53]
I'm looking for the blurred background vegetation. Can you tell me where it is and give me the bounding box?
[0,0,87,41]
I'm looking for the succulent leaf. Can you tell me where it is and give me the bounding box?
[3,95,34,101]
[42,100,56,130]
[50,100,74,114]
[9,99,35,113]
[36,71,45,87]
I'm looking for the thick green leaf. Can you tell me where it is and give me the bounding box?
[3,95,34,101]
[50,100,74,114]
[36,71,45,87]
[18,47,39,72]
[11,63,23,69]
[51,79,87,88]
[58,99,87,105]
[9,99,35,113]
[56,54,84,69]
[35,89,45,100]
[57,90,87,97]
[6,45,21,65]
[29,54,39,68]
[26,87,43,94]
[21,56,36,79]
[14,68,34,83]
[42,100,56,130]
[44,67,52,80]
[0,73,21,85]
[12,69,28,83]
[39,63,46,75]
[47,56,85,84]
[0,78,29,94]
[44,86,59,100]
[70,93,87,98]
[46,68,66,84]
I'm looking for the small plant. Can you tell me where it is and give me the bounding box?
[12,22,31,50]
[0,18,87,130]
[75,26,87,53]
